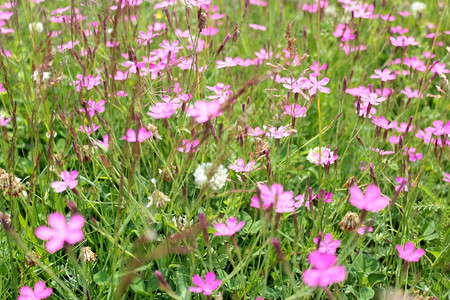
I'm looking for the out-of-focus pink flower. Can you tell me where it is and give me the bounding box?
[266,126,296,139]
[122,128,152,143]
[18,281,52,300]
[147,102,176,119]
[250,183,294,211]
[214,217,245,236]
[0,115,11,126]
[401,87,422,99]
[229,159,255,173]
[403,147,422,162]
[189,271,221,296]
[390,35,418,47]
[310,61,328,76]
[443,173,450,183]
[186,100,222,123]
[78,124,100,135]
[201,26,219,36]
[80,100,106,117]
[51,170,78,193]
[357,222,374,235]
[284,104,307,118]
[313,233,341,254]
[349,185,389,212]
[248,24,267,31]
[370,69,396,81]
[35,212,85,253]
[177,139,200,153]
[302,251,346,287]
[396,242,425,262]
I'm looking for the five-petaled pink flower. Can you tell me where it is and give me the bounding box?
[189,271,222,296]
[80,99,106,117]
[396,242,425,262]
[313,233,341,254]
[229,159,256,173]
[250,183,294,212]
[302,251,346,287]
[370,69,396,82]
[307,74,330,96]
[186,100,222,123]
[147,102,176,119]
[51,170,78,193]
[349,185,390,212]
[35,212,85,253]
[122,128,152,143]
[214,217,245,236]
[18,281,52,300]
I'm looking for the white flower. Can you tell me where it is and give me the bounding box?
[193,162,228,191]
[28,22,43,33]
[410,2,426,12]
[324,5,337,18]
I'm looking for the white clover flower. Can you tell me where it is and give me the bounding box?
[194,162,228,191]
[28,22,43,33]
[411,2,426,13]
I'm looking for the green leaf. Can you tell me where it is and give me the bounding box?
[93,271,109,286]
[368,273,386,287]
[359,287,375,300]
[353,255,379,274]
[131,278,146,293]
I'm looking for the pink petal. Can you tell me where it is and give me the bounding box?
[51,181,68,193]
[192,274,204,287]
[302,269,322,287]
[35,226,55,240]
[67,214,85,231]
[308,251,336,269]
[48,212,66,230]
[45,237,65,253]
[18,286,34,297]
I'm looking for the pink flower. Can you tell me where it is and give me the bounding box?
[370,69,396,82]
[307,74,330,95]
[313,233,341,254]
[0,115,11,127]
[250,183,294,211]
[94,134,110,150]
[248,24,267,31]
[177,139,200,153]
[443,173,450,183]
[349,185,389,212]
[403,147,422,162]
[80,99,106,117]
[229,159,255,173]
[247,126,265,137]
[216,57,237,69]
[316,190,333,203]
[396,242,425,262]
[201,26,219,36]
[284,104,306,118]
[310,61,328,76]
[51,170,78,193]
[282,77,311,94]
[214,217,245,236]
[78,124,100,135]
[0,83,5,93]
[267,126,296,139]
[122,128,152,143]
[35,212,85,253]
[18,281,52,300]
[147,102,176,119]
[357,222,374,235]
[401,87,421,99]
[390,35,418,47]
[302,251,346,287]
[186,100,222,123]
[189,272,221,296]
[429,120,450,136]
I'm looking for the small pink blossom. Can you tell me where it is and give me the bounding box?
[247,126,265,137]
[357,222,374,235]
[35,212,85,253]
[229,159,256,173]
[189,272,221,296]
[248,24,267,31]
[401,87,421,99]
[186,100,222,123]
[267,126,296,139]
[403,147,422,162]
[201,26,219,36]
[396,242,425,262]
[370,69,396,81]
[316,190,333,203]
[390,35,418,47]
[94,134,110,150]
[250,183,293,211]
[370,148,395,156]
[214,217,245,236]
[284,104,307,118]
[51,170,78,193]
[18,281,52,300]
[443,173,450,183]
[349,185,389,212]
[310,61,328,76]
[177,139,200,153]
[122,128,152,143]
[307,74,330,95]
[147,102,176,119]
[70,74,101,92]
[0,115,11,127]
[80,100,106,117]
[0,83,5,93]
[78,124,100,135]
[302,251,346,287]
[313,233,341,254]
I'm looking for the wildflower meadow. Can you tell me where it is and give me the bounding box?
[0,0,449,299]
